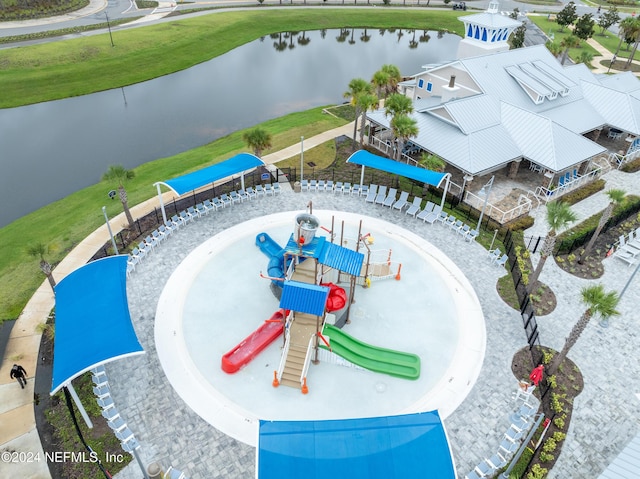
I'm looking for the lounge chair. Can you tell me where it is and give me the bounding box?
[121,437,141,454]
[229,191,241,204]
[107,415,128,433]
[405,197,423,217]
[474,460,493,478]
[351,184,362,196]
[465,229,479,242]
[130,247,145,263]
[219,193,232,207]
[273,182,282,194]
[450,219,464,232]
[317,180,326,191]
[309,179,317,191]
[186,206,199,220]
[171,214,185,228]
[300,179,309,191]
[486,451,508,470]
[495,254,509,268]
[423,205,442,224]
[115,427,135,444]
[97,396,115,410]
[264,184,274,196]
[102,407,120,422]
[237,189,249,202]
[359,184,369,197]
[341,182,352,194]
[326,180,334,192]
[374,185,388,205]
[365,184,378,203]
[435,210,449,225]
[488,248,501,263]
[195,202,210,216]
[203,199,220,211]
[445,215,457,229]
[144,235,158,251]
[93,384,111,399]
[392,191,410,210]
[458,224,471,237]
[245,187,257,200]
[382,188,398,207]
[464,471,482,479]
[255,185,265,197]
[152,230,165,244]
[334,181,343,194]
[498,437,518,458]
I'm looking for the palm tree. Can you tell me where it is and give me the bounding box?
[613,16,640,62]
[380,64,402,97]
[371,70,390,98]
[560,35,581,65]
[546,40,563,58]
[102,165,135,229]
[578,189,626,264]
[624,19,640,69]
[357,92,379,147]
[344,78,373,146]
[548,284,619,375]
[27,243,56,291]
[243,127,272,158]
[390,115,418,161]
[384,93,413,119]
[526,201,577,293]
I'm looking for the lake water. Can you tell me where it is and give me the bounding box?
[0,28,459,227]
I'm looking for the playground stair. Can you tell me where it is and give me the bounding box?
[280,312,318,389]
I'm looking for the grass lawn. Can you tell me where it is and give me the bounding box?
[0,8,467,108]
[528,15,601,61]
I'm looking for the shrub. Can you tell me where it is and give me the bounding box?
[539,451,555,463]
[543,438,557,453]
[553,431,567,442]
[546,374,557,389]
[542,350,554,365]
[506,215,535,231]
[551,392,566,414]
[527,464,549,479]
[621,156,640,173]
[554,414,566,429]
[559,179,605,205]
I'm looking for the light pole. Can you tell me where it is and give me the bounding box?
[300,136,304,182]
[619,258,640,301]
[102,206,119,255]
[476,175,495,232]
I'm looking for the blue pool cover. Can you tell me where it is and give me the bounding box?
[51,256,144,394]
[257,411,456,479]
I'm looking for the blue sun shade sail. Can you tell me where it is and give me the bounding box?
[257,411,456,479]
[280,281,330,316]
[347,150,447,188]
[158,153,264,196]
[317,242,364,277]
[51,256,144,395]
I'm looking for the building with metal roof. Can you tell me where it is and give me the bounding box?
[366,8,640,182]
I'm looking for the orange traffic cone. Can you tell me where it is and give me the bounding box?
[301,377,309,394]
[272,370,279,388]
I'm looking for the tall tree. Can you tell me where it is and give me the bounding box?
[526,201,577,292]
[357,92,379,147]
[102,165,135,229]
[27,243,56,291]
[574,13,596,41]
[556,1,578,32]
[598,7,620,35]
[390,115,418,161]
[624,20,640,69]
[384,93,413,119]
[380,64,402,97]
[578,189,626,264]
[546,40,563,58]
[344,78,373,145]
[511,23,526,49]
[548,284,620,375]
[243,127,272,158]
[615,17,640,58]
[371,70,389,98]
[560,35,581,65]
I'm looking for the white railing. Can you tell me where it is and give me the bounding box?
[369,136,420,167]
[534,166,604,203]
[612,147,640,169]
[464,190,534,224]
[276,329,291,382]
[300,335,316,386]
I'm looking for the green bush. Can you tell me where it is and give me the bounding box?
[621,156,640,173]
[505,215,535,231]
[554,414,566,429]
[556,194,640,253]
[559,179,605,206]
[509,447,534,479]
[526,464,548,479]
[542,438,557,453]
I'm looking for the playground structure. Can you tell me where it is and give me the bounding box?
[221,206,419,393]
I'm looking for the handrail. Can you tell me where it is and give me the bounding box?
[300,334,315,386]
[276,329,291,382]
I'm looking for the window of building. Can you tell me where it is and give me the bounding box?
[426,82,433,92]
[418,79,425,89]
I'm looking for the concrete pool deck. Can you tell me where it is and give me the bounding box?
[2,124,640,477]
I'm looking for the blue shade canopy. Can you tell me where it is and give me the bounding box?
[258,411,456,479]
[280,281,330,316]
[51,256,144,394]
[317,242,364,277]
[347,150,448,188]
[156,153,264,196]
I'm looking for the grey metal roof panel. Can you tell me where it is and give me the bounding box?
[541,99,606,134]
[599,71,640,93]
[598,433,640,479]
[459,12,522,28]
[581,80,639,134]
[443,95,501,133]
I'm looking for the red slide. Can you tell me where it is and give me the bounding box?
[321,283,347,312]
[221,310,285,374]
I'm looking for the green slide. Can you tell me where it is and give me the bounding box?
[320,324,421,380]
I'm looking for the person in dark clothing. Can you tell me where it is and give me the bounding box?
[10,364,27,388]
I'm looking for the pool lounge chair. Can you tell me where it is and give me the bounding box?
[326,180,334,192]
[273,182,282,194]
[458,224,471,238]
[300,179,309,191]
[465,229,479,242]
[309,179,317,191]
[422,205,442,224]
[392,191,409,210]
[229,191,242,204]
[365,185,378,203]
[317,180,326,191]
[382,188,398,207]
[255,185,265,197]
[334,181,343,194]
[264,184,274,196]
[341,182,352,194]
[374,185,388,205]
[186,206,199,219]
[405,197,423,216]
[495,254,509,268]
[237,189,249,202]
